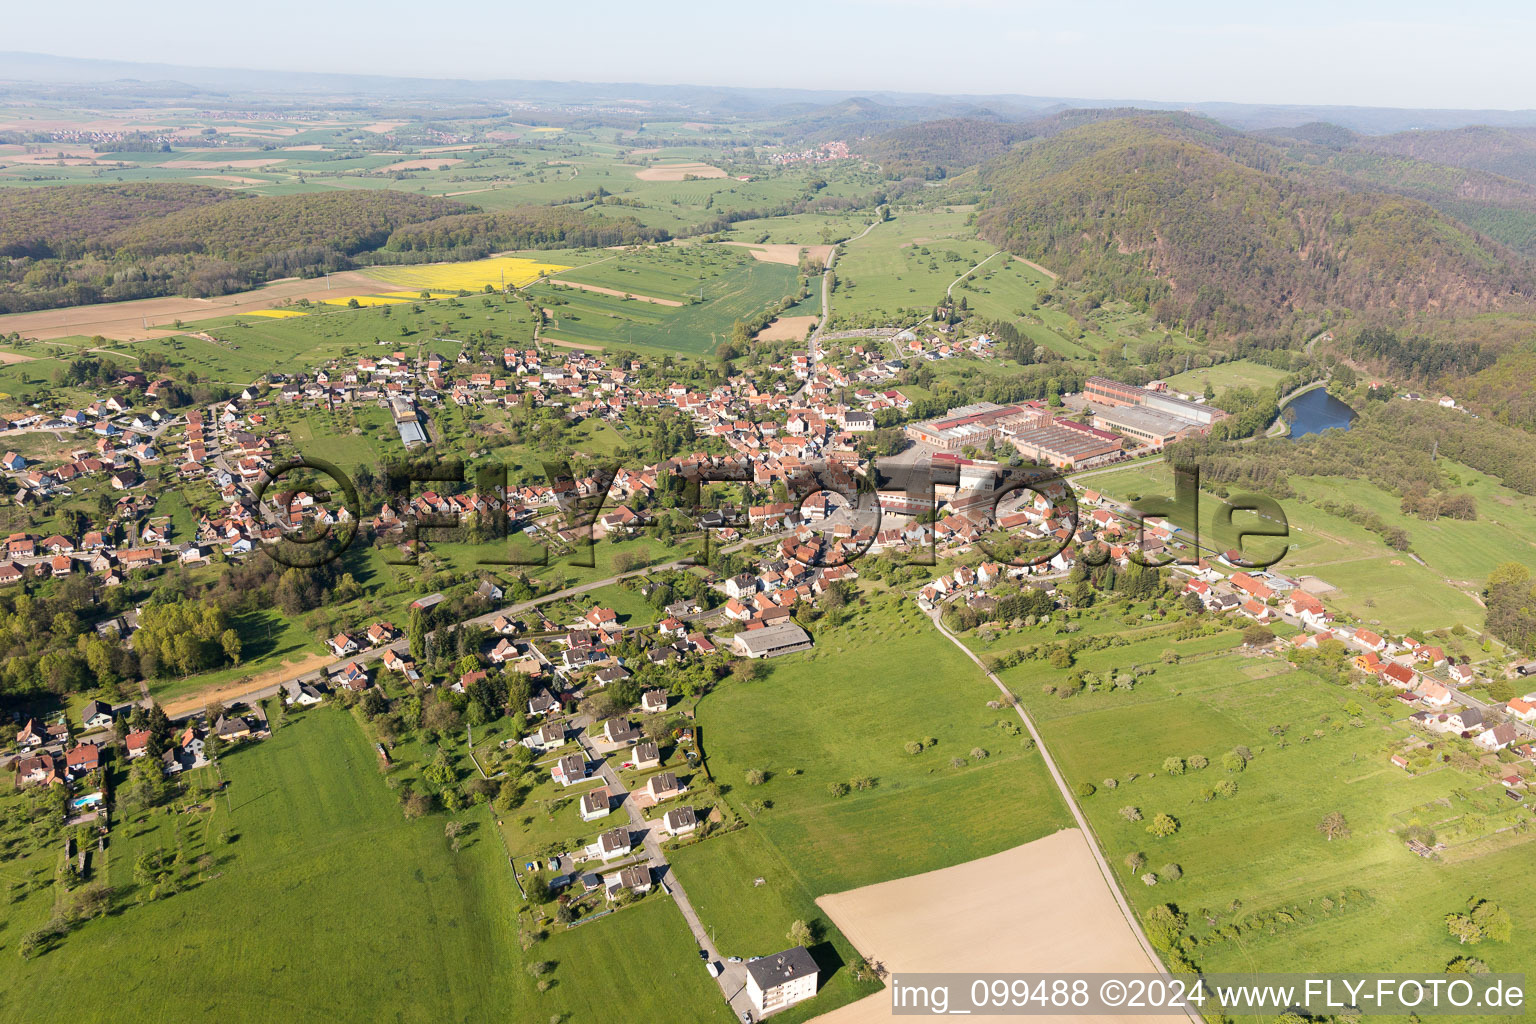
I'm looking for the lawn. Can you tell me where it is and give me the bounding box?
[695,594,1071,894]
[1159,358,1290,398]
[0,708,734,1023]
[668,828,882,1023]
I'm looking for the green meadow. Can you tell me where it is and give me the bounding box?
[1081,460,1492,632]
[0,708,732,1023]
[690,596,1071,895]
[1159,358,1291,398]
[987,621,1536,993]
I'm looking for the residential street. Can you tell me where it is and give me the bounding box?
[574,722,753,1018]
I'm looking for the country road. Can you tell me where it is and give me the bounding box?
[796,215,879,402]
[926,609,1204,1024]
[161,532,778,721]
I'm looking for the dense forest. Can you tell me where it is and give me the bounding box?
[0,186,666,313]
[383,205,667,252]
[860,117,1038,180]
[973,114,1536,337]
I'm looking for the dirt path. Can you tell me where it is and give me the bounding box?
[161,652,334,718]
[924,610,1201,1024]
[1012,255,1059,280]
[542,280,683,306]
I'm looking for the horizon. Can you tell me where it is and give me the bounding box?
[8,0,1536,111]
[11,48,1536,119]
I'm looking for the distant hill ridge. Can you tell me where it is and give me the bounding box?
[970,112,1536,335]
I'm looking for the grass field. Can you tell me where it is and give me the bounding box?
[1159,358,1291,398]
[668,829,882,1023]
[135,291,538,386]
[986,623,1536,989]
[1080,460,1491,631]
[0,708,733,1023]
[694,595,1070,894]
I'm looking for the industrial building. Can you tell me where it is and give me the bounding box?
[903,402,1034,451]
[1082,376,1226,448]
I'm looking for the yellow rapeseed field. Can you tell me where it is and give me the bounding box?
[319,295,409,308]
[370,256,571,291]
[246,309,309,318]
[371,256,569,292]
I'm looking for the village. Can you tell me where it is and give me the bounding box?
[3,315,1535,1020]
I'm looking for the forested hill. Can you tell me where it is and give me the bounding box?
[859,108,1159,180]
[861,118,1038,180]
[974,114,1536,336]
[0,182,234,260]
[1356,126,1536,187]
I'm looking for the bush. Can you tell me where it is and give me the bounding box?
[1119,806,1142,821]
[1162,757,1186,776]
[827,781,850,798]
[744,768,766,786]
[1161,863,1182,881]
[1147,813,1179,838]
[1075,781,1097,798]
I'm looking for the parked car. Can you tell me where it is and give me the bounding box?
[706,961,722,978]
[727,956,743,964]
[698,949,709,961]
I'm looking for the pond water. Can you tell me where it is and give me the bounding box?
[1285,387,1357,439]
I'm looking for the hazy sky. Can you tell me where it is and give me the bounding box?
[10,0,1536,110]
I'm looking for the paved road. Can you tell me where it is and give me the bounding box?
[794,216,880,402]
[926,609,1204,1024]
[163,532,778,721]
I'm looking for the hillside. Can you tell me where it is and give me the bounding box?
[975,114,1536,335]
[860,117,1037,179]
[1358,126,1536,187]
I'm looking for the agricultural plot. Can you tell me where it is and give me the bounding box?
[694,596,1070,894]
[533,245,798,355]
[136,291,539,385]
[370,255,570,293]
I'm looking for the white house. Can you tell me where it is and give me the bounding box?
[579,787,611,822]
[551,754,586,787]
[1475,723,1518,752]
[523,722,565,752]
[662,806,698,836]
[746,947,820,1015]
